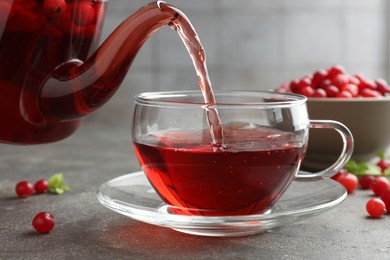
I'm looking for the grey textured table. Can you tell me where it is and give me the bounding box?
[1,124,390,260]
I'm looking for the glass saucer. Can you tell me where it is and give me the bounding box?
[96,171,347,237]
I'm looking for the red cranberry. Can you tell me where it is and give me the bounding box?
[11,6,41,33]
[377,159,390,173]
[318,79,332,89]
[298,76,312,87]
[34,179,49,194]
[72,2,96,26]
[380,189,390,213]
[43,0,67,18]
[290,80,300,94]
[359,175,376,190]
[324,85,340,97]
[15,181,34,198]
[366,198,386,218]
[336,91,353,98]
[360,88,382,98]
[58,8,81,35]
[370,177,390,196]
[312,69,328,86]
[313,88,327,98]
[360,78,377,91]
[301,86,315,97]
[331,169,347,181]
[349,76,360,86]
[376,79,390,96]
[32,212,55,233]
[277,83,291,93]
[354,73,366,83]
[332,74,349,89]
[340,84,359,97]
[337,172,358,194]
[328,65,346,78]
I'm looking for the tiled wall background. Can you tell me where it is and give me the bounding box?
[86,0,389,126]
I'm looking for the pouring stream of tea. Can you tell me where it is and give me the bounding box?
[159,3,224,147]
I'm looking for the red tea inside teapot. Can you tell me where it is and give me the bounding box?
[0,0,220,145]
[0,0,106,144]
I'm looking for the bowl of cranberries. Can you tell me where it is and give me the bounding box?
[276,65,390,170]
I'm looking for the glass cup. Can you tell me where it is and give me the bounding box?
[132,90,353,216]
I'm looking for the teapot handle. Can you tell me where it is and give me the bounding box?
[295,120,354,180]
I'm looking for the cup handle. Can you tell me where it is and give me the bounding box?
[295,120,354,180]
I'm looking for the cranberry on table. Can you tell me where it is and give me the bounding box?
[380,189,390,213]
[15,181,34,198]
[366,198,386,218]
[331,169,347,181]
[32,212,55,233]
[34,179,49,194]
[359,175,376,190]
[337,172,358,194]
[370,176,390,196]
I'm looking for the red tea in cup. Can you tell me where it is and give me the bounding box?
[134,124,305,216]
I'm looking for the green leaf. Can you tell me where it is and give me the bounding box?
[377,151,386,160]
[48,173,70,195]
[384,168,390,176]
[48,173,63,189]
[345,160,360,174]
[55,187,64,194]
[363,163,382,176]
[345,160,381,177]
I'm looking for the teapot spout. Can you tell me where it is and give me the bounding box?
[40,1,179,121]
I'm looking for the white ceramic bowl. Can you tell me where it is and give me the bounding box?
[303,97,390,170]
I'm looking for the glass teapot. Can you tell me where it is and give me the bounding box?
[0,0,192,144]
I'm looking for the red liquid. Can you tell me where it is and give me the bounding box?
[0,0,106,144]
[134,126,305,216]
